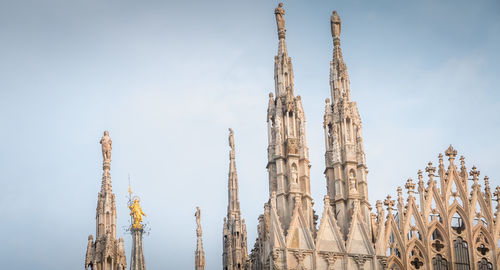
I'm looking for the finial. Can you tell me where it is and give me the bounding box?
[445,145,457,161]
[100,130,112,169]
[470,166,480,179]
[324,195,330,206]
[397,186,403,200]
[470,166,480,188]
[438,153,444,166]
[331,11,341,38]
[425,162,436,179]
[484,176,490,192]
[405,178,416,197]
[269,92,274,98]
[325,98,330,104]
[384,195,395,211]
[417,170,424,185]
[275,3,286,39]
[460,156,466,169]
[494,186,500,201]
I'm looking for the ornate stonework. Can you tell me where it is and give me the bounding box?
[224,3,499,270]
[85,131,127,270]
[195,207,206,270]
[382,145,498,269]
[223,129,249,270]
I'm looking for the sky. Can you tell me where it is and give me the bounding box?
[0,0,499,269]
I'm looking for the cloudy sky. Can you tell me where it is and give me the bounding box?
[1,0,499,269]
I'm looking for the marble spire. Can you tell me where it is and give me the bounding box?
[195,207,206,270]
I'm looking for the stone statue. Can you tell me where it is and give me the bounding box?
[331,11,341,38]
[100,131,112,162]
[129,197,146,229]
[195,206,202,236]
[275,3,285,35]
[228,128,235,150]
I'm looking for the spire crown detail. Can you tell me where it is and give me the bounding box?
[275,3,286,39]
[331,11,341,38]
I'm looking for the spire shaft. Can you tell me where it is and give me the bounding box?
[195,207,205,270]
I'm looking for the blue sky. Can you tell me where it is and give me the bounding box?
[0,0,499,269]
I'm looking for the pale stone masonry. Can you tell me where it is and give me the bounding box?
[129,228,146,270]
[223,129,249,269]
[195,207,206,270]
[85,131,127,270]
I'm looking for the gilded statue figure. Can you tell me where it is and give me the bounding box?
[100,131,112,162]
[275,3,285,33]
[129,198,146,229]
[331,11,341,38]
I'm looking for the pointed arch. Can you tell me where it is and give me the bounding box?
[387,257,404,270]
[449,206,469,236]
[473,226,493,257]
[453,237,471,270]
[407,241,426,269]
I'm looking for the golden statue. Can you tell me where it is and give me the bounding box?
[129,197,146,229]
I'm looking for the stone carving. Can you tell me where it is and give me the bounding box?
[275,3,286,38]
[195,206,201,234]
[228,128,235,151]
[100,130,112,163]
[286,138,299,155]
[331,11,341,38]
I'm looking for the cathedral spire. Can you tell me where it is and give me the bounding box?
[324,11,371,239]
[330,11,350,102]
[274,2,295,98]
[266,2,315,236]
[223,129,249,270]
[195,207,206,270]
[128,187,147,270]
[85,131,127,270]
[227,128,240,218]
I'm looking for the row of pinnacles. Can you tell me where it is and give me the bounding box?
[83,3,499,270]
[217,3,499,270]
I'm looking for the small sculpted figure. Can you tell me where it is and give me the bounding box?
[331,11,341,38]
[129,198,146,229]
[100,131,112,162]
[228,128,235,150]
[275,3,285,33]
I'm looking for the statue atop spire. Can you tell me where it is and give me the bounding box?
[85,131,127,270]
[195,206,202,236]
[331,11,341,38]
[100,130,112,167]
[129,197,146,230]
[228,128,235,153]
[275,3,286,39]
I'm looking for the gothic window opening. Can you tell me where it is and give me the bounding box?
[453,237,470,270]
[409,246,425,270]
[432,254,448,270]
[477,258,493,270]
[431,229,445,253]
[451,212,465,234]
[475,232,490,256]
[389,262,402,270]
[387,231,402,258]
[473,216,488,227]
